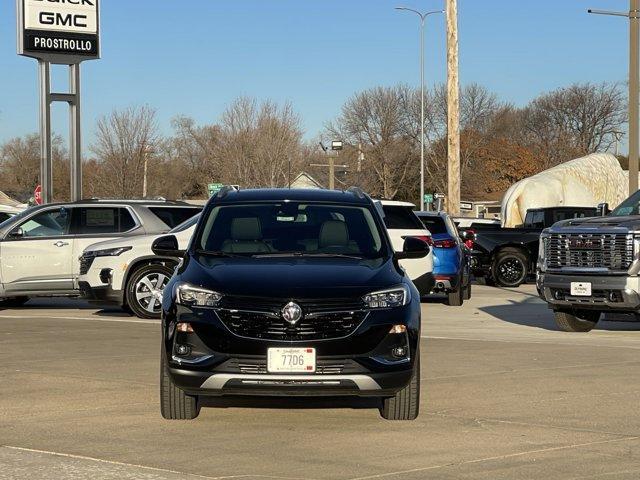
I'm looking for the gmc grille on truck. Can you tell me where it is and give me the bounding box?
[547,233,633,271]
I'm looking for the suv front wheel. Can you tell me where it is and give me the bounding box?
[380,356,420,420]
[160,349,200,420]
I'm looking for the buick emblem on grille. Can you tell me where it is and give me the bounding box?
[282,302,303,325]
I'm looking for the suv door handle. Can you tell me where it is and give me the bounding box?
[53,241,69,247]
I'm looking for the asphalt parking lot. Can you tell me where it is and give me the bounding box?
[2,284,640,480]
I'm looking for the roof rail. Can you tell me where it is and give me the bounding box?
[216,185,239,199]
[346,186,366,199]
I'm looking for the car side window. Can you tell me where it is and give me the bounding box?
[148,207,202,229]
[15,208,71,238]
[75,207,136,235]
[382,206,424,229]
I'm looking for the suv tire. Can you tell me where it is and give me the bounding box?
[446,287,463,306]
[380,356,420,421]
[160,349,200,420]
[493,248,528,287]
[555,310,600,332]
[463,282,472,300]
[126,263,174,319]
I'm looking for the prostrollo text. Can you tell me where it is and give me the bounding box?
[33,37,92,52]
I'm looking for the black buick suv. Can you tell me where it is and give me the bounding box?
[154,187,428,420]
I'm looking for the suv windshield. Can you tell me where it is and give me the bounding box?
[611,191,640,216]
[196,202,385,258]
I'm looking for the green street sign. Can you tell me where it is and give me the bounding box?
[423,194,433,204]
[208,183,224,197]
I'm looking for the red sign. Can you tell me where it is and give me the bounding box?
[34,185,42,205]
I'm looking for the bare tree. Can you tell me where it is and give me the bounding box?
[327,85,416,199]
[0,133,69,201]
[91,105,159,198]
[519,82,626,168]
[219,97,303,188]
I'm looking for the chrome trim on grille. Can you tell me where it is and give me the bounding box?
[546,233,633,272]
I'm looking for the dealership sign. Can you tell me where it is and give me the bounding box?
[17,0,100,62]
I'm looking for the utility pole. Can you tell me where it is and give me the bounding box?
[588,1,639,195]
[446,0,460,216]
[142,144,153,198]
[313,141,347,190]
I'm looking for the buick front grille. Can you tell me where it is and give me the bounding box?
[546,233,633,271]
[215,296,368,341]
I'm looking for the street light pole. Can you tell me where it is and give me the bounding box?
[588,0,640,195]
[396,7,443,211]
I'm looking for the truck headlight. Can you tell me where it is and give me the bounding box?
[175,283,222,307]
[538,236,548,271]
[363,285,410,309]
[89,246,132,257]
[634,235,640,260]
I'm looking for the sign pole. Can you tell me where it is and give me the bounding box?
[70,64,82,201]
[38,60,53,204]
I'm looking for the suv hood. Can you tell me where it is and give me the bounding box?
[180,255,403,299]
[551,215,640,231]
[84,233,157,252]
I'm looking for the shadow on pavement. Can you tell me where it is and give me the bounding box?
[480,295,640,332]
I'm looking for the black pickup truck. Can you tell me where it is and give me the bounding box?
[462,206,598,287]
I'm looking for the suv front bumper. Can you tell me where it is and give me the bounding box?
[539,272,640,311]
[163,300,421,398]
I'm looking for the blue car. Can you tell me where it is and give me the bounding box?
[415,211,471,306]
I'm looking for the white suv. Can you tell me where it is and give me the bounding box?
[78,215,198,318]
[378,200,434,296]
[0,200,200,307]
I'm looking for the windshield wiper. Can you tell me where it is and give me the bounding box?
[195,249,244,258]
[252,252,367,260]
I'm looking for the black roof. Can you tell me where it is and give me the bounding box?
[527,206,598,212]
[213,188,371,205]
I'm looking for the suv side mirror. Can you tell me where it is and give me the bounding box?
[597,202,610,216]
[395,236,430,260]
[152,235,184,258]
[8,227,24,239]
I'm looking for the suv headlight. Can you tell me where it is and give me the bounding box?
[88,246,133,258]
[175,283,222,307]
[363,285,410,309]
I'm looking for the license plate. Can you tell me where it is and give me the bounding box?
[267,348,316,373]
[570,282,592,296]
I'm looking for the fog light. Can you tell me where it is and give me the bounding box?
[175,344,191,356]
[389,325,407,334]
[392,347,407,358]
[609,291,621,302]
[554,290,564,300]
[176,322,194,333]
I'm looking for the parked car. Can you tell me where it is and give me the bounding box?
[415,211,471,305]
[78,214,199,319]
[538,192,640,332]
[377,200,435,296]
[156,187,427,421]
[0,204,25,224]
[0,200,201,306]
[464,206,598,287]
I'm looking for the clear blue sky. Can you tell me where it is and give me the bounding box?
[0,0,631,152]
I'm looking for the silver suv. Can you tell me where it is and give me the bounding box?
[0,200,201,307]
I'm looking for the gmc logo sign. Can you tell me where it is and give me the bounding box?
[569,238,602,250]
